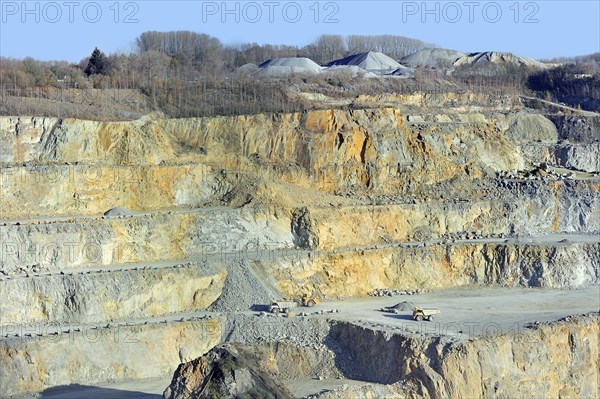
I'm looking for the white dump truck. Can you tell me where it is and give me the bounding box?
[269,300,299,314]
[269,294,321,314]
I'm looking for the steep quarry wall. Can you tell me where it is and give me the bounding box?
[4,102,597,203]
[555,143,600,172]
[0,164,230,220]
[264,241,599,298]
[2,103,598,226]
[159,108,525,194]
[328,315,600,399]
[0,116,177,165]
[0,208,292,275]
[298,186,600,251]
[545,114,600,143]
[1,263,225,326]
[0,318,222,397]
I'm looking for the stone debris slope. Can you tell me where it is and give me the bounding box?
[400,47,466,68]
[325,51,401,72]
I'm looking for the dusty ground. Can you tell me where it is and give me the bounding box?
[323,286,600,340]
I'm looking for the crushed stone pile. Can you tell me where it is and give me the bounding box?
[209,259,279,313]
[321,65,378,78]
[389,65,415,77]
[453,51,547,69]
[256,57,323,77]
[325,51,401,72]
[400,48,465,68]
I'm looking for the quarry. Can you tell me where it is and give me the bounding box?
[0,90,599,399]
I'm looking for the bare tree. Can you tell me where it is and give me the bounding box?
[309,35,346,64]
[346,35,434,59]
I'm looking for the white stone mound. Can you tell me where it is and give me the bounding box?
[321,65,378,78]
[256,57,323,77]
[387,65,415,78]
[326,51,401,73]
[400,48,466,68]
[453,51,547,69]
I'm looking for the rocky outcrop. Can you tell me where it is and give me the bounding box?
[546,114,600,143]
[2,106,584,201]
[163,345,295,399]
[555,143,600,172]
[0,163,234,219]
[161,314,600,399]
[301,187,600,250]
[327,314,600,398]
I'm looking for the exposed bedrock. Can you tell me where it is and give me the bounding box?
[265,242,600,298]
[0,318,222,397]
[326,315,599,399]
[1,264,225,326]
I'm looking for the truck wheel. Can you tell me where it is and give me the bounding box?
[284,308,289,314]
[427,315,433,321]
[415,315,423,321]
[307,299,316,307]
[272,308,280,314]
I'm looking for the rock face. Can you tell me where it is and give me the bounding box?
[0,318,222,397]
[163,345,295,399]
[328,315,600,399]
[1,264,226,325]
[1,102,588,209]
[1,91,598,397]
[160,315,599,399]
[265,241,600,298]
[555,142,600,172]
[0,209,292,275]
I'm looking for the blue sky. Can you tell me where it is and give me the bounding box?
[1,1,598,62]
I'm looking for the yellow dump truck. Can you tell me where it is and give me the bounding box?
[412,307,440,321]
[300,294,320,307]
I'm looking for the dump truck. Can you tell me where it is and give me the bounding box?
[380,301,416,314]
[270,294,321,313]
[269,300,299,314]
[300,294,320,307]
[412,307,440,321]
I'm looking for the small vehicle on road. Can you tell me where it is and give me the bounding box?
[269,300,298,314]
[412,307,440,321]
[300,294,320,307]
[270,294,321,313]
[380,302,440,321]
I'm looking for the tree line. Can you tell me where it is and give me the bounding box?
[528,63,600,111]
[1,32,434,91]
[2,30,597,117]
